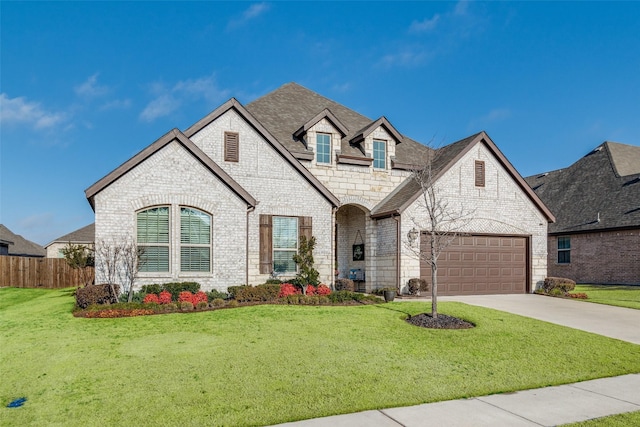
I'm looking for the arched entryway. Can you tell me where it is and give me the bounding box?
[335,204,373,292]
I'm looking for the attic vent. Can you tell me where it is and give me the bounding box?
[475,160,485,187]
[593,146,603,152]
[224,132,239,162]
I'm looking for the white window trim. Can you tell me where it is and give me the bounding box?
[373,139,387,169]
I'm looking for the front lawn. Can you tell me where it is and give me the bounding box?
[2,287,640,426]
[572,285,640,310]
[562,410,640,426]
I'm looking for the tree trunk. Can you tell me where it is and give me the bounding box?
[431,234,438,318]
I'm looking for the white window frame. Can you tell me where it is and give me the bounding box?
[316,133,331,164]
[373,140,387,169]
[272,216,298,274]
[137,206,171,273]
[180,207,212,273]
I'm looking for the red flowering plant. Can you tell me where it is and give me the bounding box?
[316,284,331,295]
[306,285,317,295]
[192,291,208,305]
[143,293,160,304]
[178,291,194,303]
[158,290,172,304]
[278,283,301,298]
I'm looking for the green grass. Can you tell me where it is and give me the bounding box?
[562,410,640,426]
[572,285,640,310]
[2,288,640,426]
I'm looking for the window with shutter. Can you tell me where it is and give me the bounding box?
[475,160,485,187]
[137,206,170,272]
[259,215,312,275]
[224,132,239,162]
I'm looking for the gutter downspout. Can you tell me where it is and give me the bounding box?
[393,214,401,293]
[246,206,255,285]
[331,206,337,290]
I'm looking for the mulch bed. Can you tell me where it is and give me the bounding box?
[406,313,475,329]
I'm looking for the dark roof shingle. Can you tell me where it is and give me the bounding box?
[0,224,46,257]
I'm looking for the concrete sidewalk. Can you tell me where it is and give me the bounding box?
[275,374,640,426]
[273,295,640,426]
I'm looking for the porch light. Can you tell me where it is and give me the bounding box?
[407,227,419,245]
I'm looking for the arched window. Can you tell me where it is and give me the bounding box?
[137,206,170,272]
[180,207,211,272]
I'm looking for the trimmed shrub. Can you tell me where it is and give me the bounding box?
[543,277,576,293]
[335,278,355,291]
[196,301,208,310]
[164,303,178,313]
[235,284,280,302]
[162,282,201,301]
[212,298,225,307]
[407,278,428,295]
[158,290,172,304]
[75,284,120,309]
[143,293,160,304]
[178,291,195,303]
[180,301,194,311]
[265,278,282,285]
[140,284,162,295]
[227,300,238,308]
[316,284,331,295]
[328,290,363,303]
[206,289,228,301]
[278,283,300,298]
[227,285,249,300]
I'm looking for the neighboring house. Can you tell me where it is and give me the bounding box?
[45,223,95,258]
[86,82,554,295]
[0,224,46,257]
[526,141,640,285]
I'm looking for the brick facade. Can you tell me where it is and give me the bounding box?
[548,230,640,285]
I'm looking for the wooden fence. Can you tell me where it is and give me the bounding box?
[0,256,94,289]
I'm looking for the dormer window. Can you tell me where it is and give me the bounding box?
[373,140,386,169]
[316,133,331,164]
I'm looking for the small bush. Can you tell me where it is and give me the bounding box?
[227,300,238,308]
[549,288,566,297]
[158,290,172,304]
[278,283,300,298]
[163,282,201,301]
[75,284,120,309]
[328,290,364,303]
[407,278,428,295]
[196,301,208,310]
[140,284,163,295]
[227,285,249,300]
[335,278,355,292]
[206,289,228,301]
[178,291,194,303]
[316,284,331,295]
[265,278,282,285]
[212,298,225,307]
[543,277,576,293]
[143,293,160,304]
[180,301,194,311]
[234,284,281,302]
[569,293,588,299]
[164,303,178,312]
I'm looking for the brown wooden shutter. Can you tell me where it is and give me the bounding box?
[299,216,313,241]
[475,160,485,187]
[225,132,239,162]
[259,215,272,274]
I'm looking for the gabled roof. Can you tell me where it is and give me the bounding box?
[184,97,340,207]
[85,128,257,210]
[45,223,95,248]
[525,141,640,234]
[0,224,46,257]
[292,108,349,139]
[349,116,403,146]
[372,132,555,222]
[245,82,431,167]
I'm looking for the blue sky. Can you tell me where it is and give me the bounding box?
[1,1,639,245]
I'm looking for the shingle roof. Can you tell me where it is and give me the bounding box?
[245,82,432,166]
[525,141,640,234]
[0,224,46,257]
[45,223,95,248]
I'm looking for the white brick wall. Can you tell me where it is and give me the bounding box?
[189,110,334,285]
[93,141,248,292]
[400,142,549,293]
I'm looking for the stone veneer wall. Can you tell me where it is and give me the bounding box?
[188,110,334,285]
[400,142,549,293]
[548,230,640,285]
[93,141,248,291]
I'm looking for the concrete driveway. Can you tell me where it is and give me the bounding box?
[440,294,640,344]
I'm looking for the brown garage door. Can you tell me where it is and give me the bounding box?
[420,234,528,295]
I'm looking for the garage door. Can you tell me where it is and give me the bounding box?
[420,234,528,295]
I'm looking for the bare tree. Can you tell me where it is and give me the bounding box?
[405,151,474,318]
[94,238,123,301]
[119,237,145,302]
